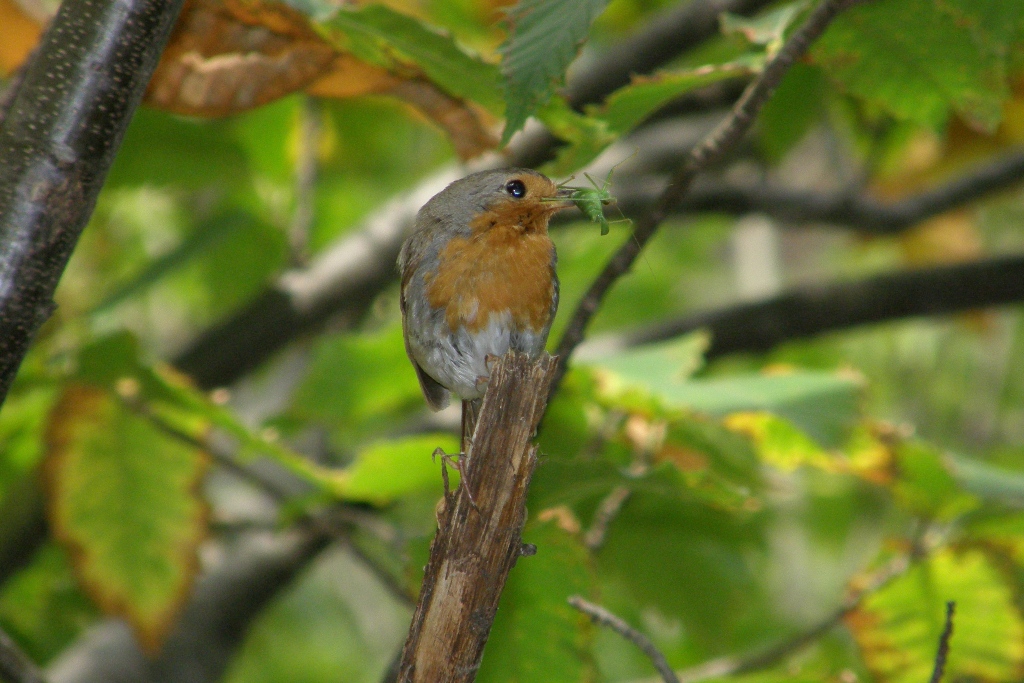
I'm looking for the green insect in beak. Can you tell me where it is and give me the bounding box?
[557,157,632,235]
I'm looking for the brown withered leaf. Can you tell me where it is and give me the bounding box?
[147,0,496,157]
[307,56,498,158]
[377,78,497,160]
[1,0,497,158]
[155,0,500,157]
[146,0,338,117]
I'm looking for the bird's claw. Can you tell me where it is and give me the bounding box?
[432,447,479,512]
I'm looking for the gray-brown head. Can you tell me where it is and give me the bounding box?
[416,168,572,238]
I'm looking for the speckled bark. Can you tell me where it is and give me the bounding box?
[397,352,556,683]
[0,0,185,406]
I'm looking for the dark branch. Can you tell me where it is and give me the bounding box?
[0,0,185,407]
[929,602,956,683]
[616,254,1024,359]
[611,147,1024,233]
[0,625,45,683]
[551,0,864,391]
[568,596,679,683]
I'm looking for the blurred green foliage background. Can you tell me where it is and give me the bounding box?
[2,0,1024,681]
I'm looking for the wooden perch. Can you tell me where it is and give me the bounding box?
[397,352,557,683]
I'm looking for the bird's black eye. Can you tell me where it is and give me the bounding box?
[505,179,526,198]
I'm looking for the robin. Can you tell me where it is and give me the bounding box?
[399,168,573,451]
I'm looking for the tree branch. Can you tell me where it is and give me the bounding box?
[396,352,557,682]
[569,596,679,683]
[0,0,185,408]
[610,254,1024,359]
[551,0,866,391]
[612,147,1024,233]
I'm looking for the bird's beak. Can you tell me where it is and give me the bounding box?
[548,185,576,209]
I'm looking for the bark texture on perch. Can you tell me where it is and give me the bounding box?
[397,352,557,683]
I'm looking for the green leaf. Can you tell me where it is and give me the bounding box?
[724,411,835,472]
[849,548,1024,683]
[0,544,98,663]
[476,518,595,683]
[812,0,1017,132]
[597,492,768,652]
[721,1,809,54]
[326,5,503,113]
[290,325,425,445]
[499,0,611,144]
[106,109,249,189]
[75,333,346,498]
[541,56,759,174]
[0,382,55,485]
[757,63,826,160]
[892,441,979,520]
[588,332,709,385]
[588,340,862,447]
[666,415,762,492]
[91,210,261,314]
[537,96,616,177]
[43,384,207,651]
[336,434,459,505]
[600,57,760,135]
[945,453,1024,507]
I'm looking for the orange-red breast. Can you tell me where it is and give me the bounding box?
[399,168,572,415]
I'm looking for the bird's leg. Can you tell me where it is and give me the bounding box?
[472,354,501,395]
[432,447,454,500]
[432,446,479,512]
[484,353,500,372]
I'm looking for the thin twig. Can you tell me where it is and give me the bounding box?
[569,596,680,683]
[583,485,631,550]
[551,0,865,393]
[929,601,956,683]
[0,625,45,683]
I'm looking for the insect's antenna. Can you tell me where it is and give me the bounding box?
[606,148,639,183]
[621,213,655,275]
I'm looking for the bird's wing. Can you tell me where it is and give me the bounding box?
[399,248,451,411]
